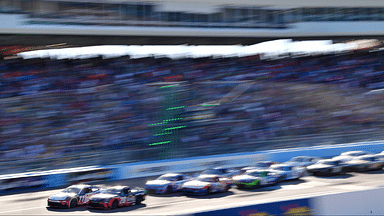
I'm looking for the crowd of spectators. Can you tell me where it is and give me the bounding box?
[1,50,384,174]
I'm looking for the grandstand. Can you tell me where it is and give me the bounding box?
[2,48,384,174]
[2,0,384,175]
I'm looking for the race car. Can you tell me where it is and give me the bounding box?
[342,155,384,172]
[239,161,276,174]
[375,151,384,159]
[181,174,231,195]
[144,173,193,194]
[284,156,321,167]
[88,186,146,209]
[306,159,346,176]
[47,184,101,208]
[232,170,280,189]
[332,150,371,162]
[199,167,240,178]
[267,164,306,181]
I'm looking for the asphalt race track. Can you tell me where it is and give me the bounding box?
[1,170,384,216]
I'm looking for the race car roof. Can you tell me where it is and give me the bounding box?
[68,184,92,189]
[197,174,219,178]
[160,173,180,177]
[108,185,130,190]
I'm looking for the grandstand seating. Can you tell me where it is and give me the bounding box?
[1,51,384,174]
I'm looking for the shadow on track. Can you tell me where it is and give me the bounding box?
[311,173,354,179]
[355,169,384,175]
[182,191,235,199]
[279,179,307,185]
[87,203,147,213]
[146,192,184,197]
[46,206,89,212]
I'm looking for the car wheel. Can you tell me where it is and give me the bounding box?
[111,200,118,209]
[69,199,77,208]
[136,196,142,205]
[205,187,211,195]
[165,186,172,194]
[225,185,230,192]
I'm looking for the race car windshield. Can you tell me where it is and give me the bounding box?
[246,172,265,177]
[101,189,121,195]
[254,162,270,167]
[322,161,337,165]
[272,166,290,171]
[62,187,81,194]
[202,169,221,175]
[197,177,214,182]
[289,157,304,162]
[157,176,175,181]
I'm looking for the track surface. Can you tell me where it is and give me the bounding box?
[1,170,384,215]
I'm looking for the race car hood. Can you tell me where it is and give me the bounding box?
[182,180,210,188]
[307,164,332,170]
[232,175,260,182]
[90,193,117,200]
[241,167,267,171]
[49,192,77,200]
[344,160,368,165]
[145,180,171,186]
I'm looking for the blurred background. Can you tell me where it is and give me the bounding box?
[2,0,384,176]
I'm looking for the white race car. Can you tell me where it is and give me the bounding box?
[240,161,276,174]
[267,164,306,181]
[343,154,384,172]
[144,173,193,194]
[181,174,231,195]
[199,167,240,178]
[332,150,371,162]
[284,156,321,167]
[47,184,101,208]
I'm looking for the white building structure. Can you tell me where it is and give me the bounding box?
[1,0,384,37]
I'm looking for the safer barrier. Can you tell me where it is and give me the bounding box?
[0,166,113,193]
[2,140,384,192]
[111,140,384,181]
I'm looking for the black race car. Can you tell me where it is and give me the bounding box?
[88,186,146,209]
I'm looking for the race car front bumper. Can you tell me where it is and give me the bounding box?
[88,201,109,209]
[182,188,208,195]
[47,200,69,208]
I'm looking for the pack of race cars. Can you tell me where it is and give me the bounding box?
[47,150,384,209]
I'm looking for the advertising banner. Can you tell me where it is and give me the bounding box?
[194,198,313,216]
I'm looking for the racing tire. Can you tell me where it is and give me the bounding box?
[111,200,118,209]
[205,187,211,196]
[225,185,230,192]
[69,199,77,208]
[135,196,142,205]
[165,186,172,194]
